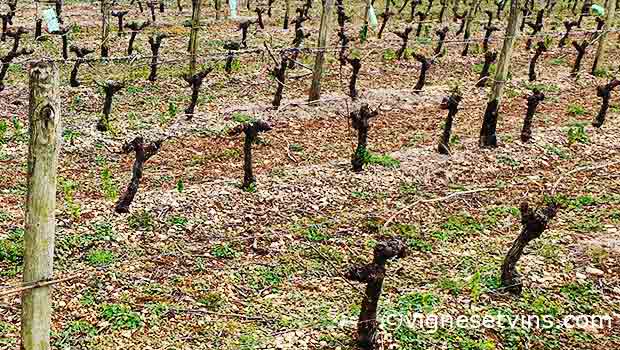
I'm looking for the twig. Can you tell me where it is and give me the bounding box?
[300,242,365,296]
[383,187,500,228]
[551,160,620,195]
[0,274,80,297]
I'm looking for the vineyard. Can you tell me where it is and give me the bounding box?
[1,0,620,349]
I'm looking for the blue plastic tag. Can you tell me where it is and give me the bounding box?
[43,8,60,33]
[230,0,237,18]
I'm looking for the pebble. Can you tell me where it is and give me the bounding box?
[585,267,604,276]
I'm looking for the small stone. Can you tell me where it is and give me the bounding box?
[576,272,587,280]
[586,267,604,276]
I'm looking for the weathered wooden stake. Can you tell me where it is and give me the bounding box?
[100,0,111,58]
[592,0,616,74]
[308,0,335,102]
[189,0,202,75]
[21,60,61,350]
[476,50,497,87]
[479,0,521,148]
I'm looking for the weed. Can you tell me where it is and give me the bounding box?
[383,48,397,61]
[232,112,255,124]
[549,57,567,65]
[169,215,188,228]
[497,155,520,167]
[437,277,464,296]
[357,149,400,168]
[126,85,144,94]
[0,228,24,263]
[101,304,142,330]
[398,291,440,313]
[128,210,154,230]
[56,320,97,346]
[543,144,570,159]
[289,143,304,152]
[586,246,609,266]
[524,82,560,93]
[0,210,11,222]
[399,182,418,196]
[92,222,115,241]
[242,182,257,193]
[60,178,81,219]
[566,123,589,145]
[473,63,496,75]
[100,167,118,201]
[570,215,603,233]
[351,191,370,199]
[305,223,329,241]
[485,206,520,226]
[146,302,169,318]
[433,213,483,240]
[62,128,80,144]
[560,281,600,313]
[392,224,432,252]
[198,292,223,310]
[86,249,115,266]
[567,104,587,116]
[176,179,184,193]
[211,243,238,258]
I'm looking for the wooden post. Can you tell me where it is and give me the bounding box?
[479,0,521,147]
[283,0,290,29]
[21,61,61,350]
[308,0,335,102]
[364,0,372,25]
[461,0,482,55]
[189,0,202,75]
[592,0,616,74]
[215,0,222,20]
[100,0,111,58]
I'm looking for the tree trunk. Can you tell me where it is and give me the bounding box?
[21,61,61,350]
[308,0,335,102]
